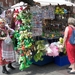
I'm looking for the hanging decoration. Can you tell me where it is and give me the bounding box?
[55,6,68,15]
[30,6,43,36]
[13,7,34,71]
[42,5,55,19]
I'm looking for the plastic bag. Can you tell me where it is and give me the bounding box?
[4,34,12,45]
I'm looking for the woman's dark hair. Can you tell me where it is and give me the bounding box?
[0,6,4,15]
[0,8,2,15]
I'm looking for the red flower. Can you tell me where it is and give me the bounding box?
[22,46,25,51]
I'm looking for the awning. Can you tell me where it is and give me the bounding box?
[34,0,75,6]
[11,2,27,8]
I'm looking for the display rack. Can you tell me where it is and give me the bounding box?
[42,5,73,40]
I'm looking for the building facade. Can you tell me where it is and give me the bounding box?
[0,0,18,8]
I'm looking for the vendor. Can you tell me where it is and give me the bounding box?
[0,10,16,74]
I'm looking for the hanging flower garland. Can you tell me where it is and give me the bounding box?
[13,8,34,71]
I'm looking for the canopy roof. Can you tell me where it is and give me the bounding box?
[11,0,75,9]
[33,0,75,6]
[11,2,27,8]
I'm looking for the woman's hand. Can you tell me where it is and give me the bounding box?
[0,37,6,40]
[59,44,64,49]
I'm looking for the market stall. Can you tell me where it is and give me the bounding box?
[10,2,49,70]
[29,0,75,66]
[10,0,75,69]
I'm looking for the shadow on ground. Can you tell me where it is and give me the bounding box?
[8,62,69,75]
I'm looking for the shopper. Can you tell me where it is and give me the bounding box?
[62,17,75,74]
[0,10,16,74]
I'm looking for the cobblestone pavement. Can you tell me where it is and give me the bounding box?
[0,62,72,75]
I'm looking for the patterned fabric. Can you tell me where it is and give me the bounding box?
[0,27,15,65]
[2,41,15,62]
[0,40,9,65]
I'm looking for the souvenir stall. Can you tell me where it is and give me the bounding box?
[11,1,75,69]
[29,0,75,66]
[30,6,54,65]
[11,2,49,70]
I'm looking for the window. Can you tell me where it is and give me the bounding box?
[5,0,7,4]
[9,2,12,7]
[0,2,3,7]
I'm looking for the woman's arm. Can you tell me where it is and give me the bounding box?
[5,23,15,34]
[0,37,6,40]
[62,26,69,47]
